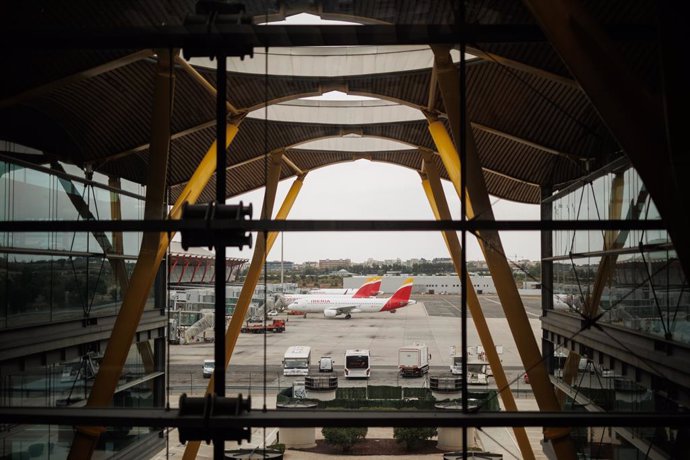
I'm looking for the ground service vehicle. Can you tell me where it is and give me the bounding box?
[319,356,334,372]
[283,346,311,376]
[202,359,214,378]
[398,344,430,377]
[240,319,285,333]
[344,349,370,379]
[449,357,490,384]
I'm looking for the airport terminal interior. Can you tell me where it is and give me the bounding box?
[1,1,690,459]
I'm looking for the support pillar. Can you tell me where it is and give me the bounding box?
[182,168,307,460]
[68,48,178,460]
[68,74,243,460]
[421,156,534,460]
[431,46,576,459]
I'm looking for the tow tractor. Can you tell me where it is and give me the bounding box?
[240,318,286,333]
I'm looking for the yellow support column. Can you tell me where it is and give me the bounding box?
[68,120,241,460]
[585,172,625,318]
[182,168,307,460]
[431,46,576,460]
[421,157,535,460]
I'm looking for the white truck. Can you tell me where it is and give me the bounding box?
[283,346,311,376]
[398,344,430,377]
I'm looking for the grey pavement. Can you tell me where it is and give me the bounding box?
[153,294,548,458]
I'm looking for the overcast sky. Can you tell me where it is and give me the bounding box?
[222,160,541,264]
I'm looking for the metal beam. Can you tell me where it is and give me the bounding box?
[431,46,577,460]
[471,122,584,165]
[427,65,438,111]
[467,46,579,90]
[421,157,535,460]
[282,153,304,176]
[522,0,690,284]
[175,55,241,116]
[4,407,690,429]
[0,49,153,108]
[95,119,216,167]
[182,160,303,460]
[0,218,665,234]
[2,23,657,50]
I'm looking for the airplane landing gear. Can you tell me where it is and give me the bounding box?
[345,314,352,319]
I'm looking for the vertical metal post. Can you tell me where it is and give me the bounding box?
[541,186,554,377]
[214,53,227,460]
[182,172,305,460]
[458,5,468,454]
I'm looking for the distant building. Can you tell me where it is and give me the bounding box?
[302,261,319,269]
[344,274,496,295]
[265,260,294,272]
[319,258,351,270]
[432,257,453,264]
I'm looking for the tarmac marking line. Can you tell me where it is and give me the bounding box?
[441,298,461,312]
[482,296,502,305]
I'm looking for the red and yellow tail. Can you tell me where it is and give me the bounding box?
[353,276,382,298]
[380,278,414,311]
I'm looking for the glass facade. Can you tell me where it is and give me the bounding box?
[551,165,690,343]
[544,162,690,458]
[0,157,153,329]
[0,155,165,459]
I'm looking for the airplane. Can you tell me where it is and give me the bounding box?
[310,276,383,296]
[287,277,416,319]
[275,276,382,310]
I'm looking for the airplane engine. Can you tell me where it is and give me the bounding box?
[323,309,338,318]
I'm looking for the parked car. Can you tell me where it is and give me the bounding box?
[202,359,215,378]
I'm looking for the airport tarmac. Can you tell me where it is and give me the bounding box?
[159,294,548,459]
[167,294,543,397]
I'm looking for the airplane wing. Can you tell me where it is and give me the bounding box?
[323,305,361,317]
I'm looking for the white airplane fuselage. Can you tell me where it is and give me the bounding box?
[288,295,415,317]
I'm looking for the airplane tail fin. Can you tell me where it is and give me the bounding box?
[352,276,382,298]
[380,278,414,311]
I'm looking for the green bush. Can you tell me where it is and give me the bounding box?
[393,426,438,450]
[321,427,368,452]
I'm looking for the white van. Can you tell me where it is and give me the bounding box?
[202,359,214,378]
[344,349,370,379]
